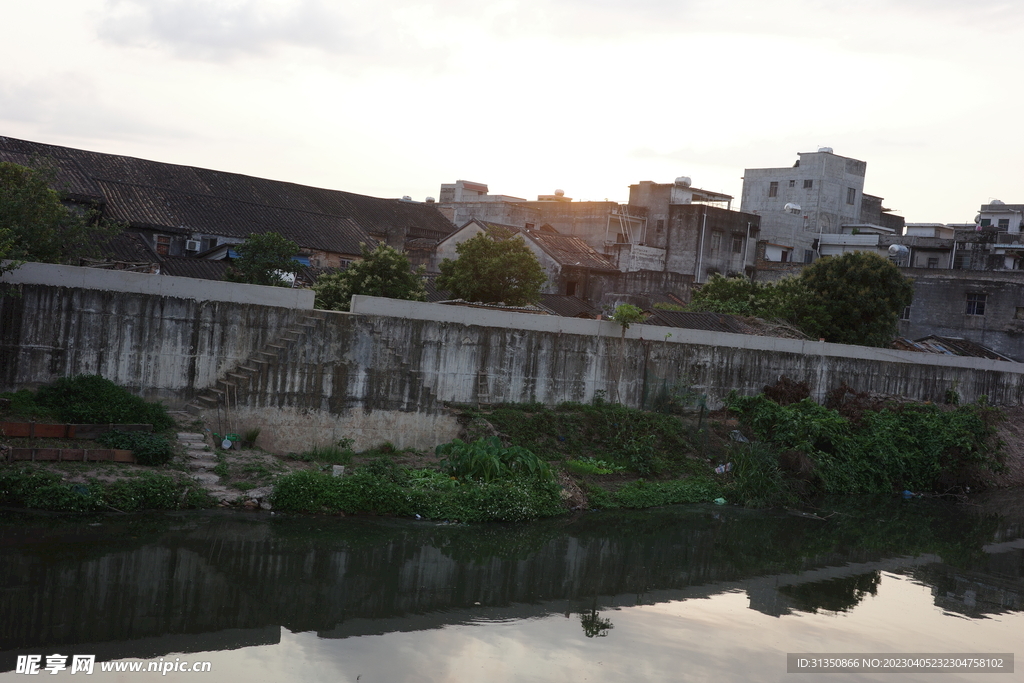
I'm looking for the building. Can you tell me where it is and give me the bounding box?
[741,148,903,262]
[0,136,456,271]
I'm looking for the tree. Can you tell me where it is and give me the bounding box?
[0,161,120,265]
[436,231,546,306]
[225,232,302,287]
[312,242,426,311]
[687,252,912,347]
[799,251,913,347]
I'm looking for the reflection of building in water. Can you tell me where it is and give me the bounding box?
[909,542,1024,619]
[1,512,1022,669]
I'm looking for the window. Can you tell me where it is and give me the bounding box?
[954,253,967,269]
[731,235,744,253]
[1015,307,1024,320]
[846,188,856,205]
[566,281,577,296]
[788,180,796,188]
[804,249,814,264]
[966,292,987,316]
[768,182,778,198]
[803,179,813,189]
[710,231,723,251]
[524,223,534,230]
[927,257,939,268]
[155,235,170,256]
[980,218,991,227]
[780,251,789,263]
[998,219,1010,229]
[900,306,911,320]
[656,219,664,233]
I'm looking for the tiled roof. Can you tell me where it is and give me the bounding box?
[0,136,456,256]
[91,231,161,264]
[159,257,231,281]
[470,220,616,272]
[537,294,601,318]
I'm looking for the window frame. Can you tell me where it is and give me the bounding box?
[965,292,987,316]
[768,182,778,198]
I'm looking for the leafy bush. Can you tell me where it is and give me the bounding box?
[0,389,55,419]
[34,375,175,429]
[293,442,354,465]
[726,392,1003,494]
[727,443,797,508]
[97,430,175,466]
[437,437,553,482]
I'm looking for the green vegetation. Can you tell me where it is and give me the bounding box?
[726,393,1002,495]
[478,400,700,478]
[288,440,356,465]
[271,464,565,522]
[0,161,121,266]
[225,232,302,287]
[613,477,721,508]
[0,468,211,512]
[436,230,547,305]
[313,242,426,311]
[688,252,914,347]
[97,431,175,466]
[437,437,553,482]
[5,375,176,429]
[564,458,625,476]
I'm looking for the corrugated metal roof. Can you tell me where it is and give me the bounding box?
[893,336,1016,361]
[471,220,617,271]
[644,310,749,334]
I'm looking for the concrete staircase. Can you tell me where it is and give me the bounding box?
[371,321,442,412]
[185,314,324,415]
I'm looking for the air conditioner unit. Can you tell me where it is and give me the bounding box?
[185,239,201,252]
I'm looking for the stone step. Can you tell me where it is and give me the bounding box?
[191,472,221,486]
[177,432,205,441]
[184,403,204,416]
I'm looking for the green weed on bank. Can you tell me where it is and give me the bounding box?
[0,468,213,512]
[271,468,565,522]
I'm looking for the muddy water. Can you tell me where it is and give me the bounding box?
[1,493,1022,682]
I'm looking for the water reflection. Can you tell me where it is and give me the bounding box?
[0,492,1021,676]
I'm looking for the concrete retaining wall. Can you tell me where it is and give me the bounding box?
[3,267,1024,451]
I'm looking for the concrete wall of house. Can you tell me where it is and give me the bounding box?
[439,201,541,233]
[669,205,758,283]
[742,151,866,255]
[5,269,1024,453]
[521,201,628,256]
[898,269,1024,361]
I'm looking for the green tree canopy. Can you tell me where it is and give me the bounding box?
[0,161,120,265]
[225,232,302,287]
[312,242,426,311]
[687,252,913,347]
[436,231,546,306]
[799,251,914,346]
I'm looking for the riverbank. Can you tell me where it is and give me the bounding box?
[2,377,1020,519]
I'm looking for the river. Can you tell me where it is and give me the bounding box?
[1,493,1022,682]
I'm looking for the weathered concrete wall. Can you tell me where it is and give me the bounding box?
[4,269,1024,452]
[2,261,315,308]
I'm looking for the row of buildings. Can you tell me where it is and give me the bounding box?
[3,135,1024,361]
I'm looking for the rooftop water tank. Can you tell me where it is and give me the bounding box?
[784,203,802,215]
[818,146,833,153]
[674,176,692,187]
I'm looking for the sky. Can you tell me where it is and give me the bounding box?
[2,0,1022,224]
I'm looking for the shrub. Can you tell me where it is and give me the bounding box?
[436,437,553,482]
[97,430,175,466]
[34,375,175,429]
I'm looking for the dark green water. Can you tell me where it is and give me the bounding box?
[1,492,1022,682]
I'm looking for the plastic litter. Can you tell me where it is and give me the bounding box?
[729,430,749,443]
[713,497,727,505]
[714,462,733,474]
